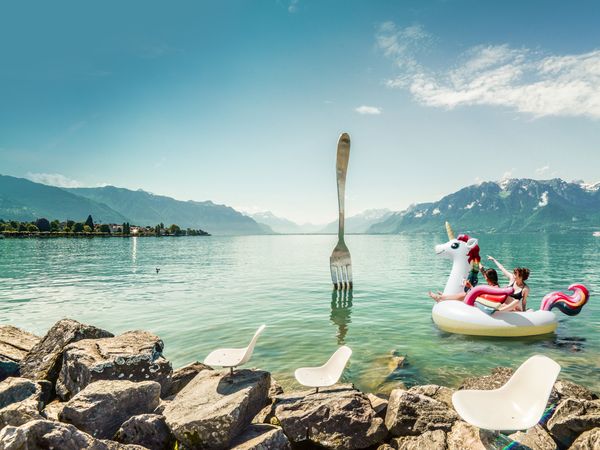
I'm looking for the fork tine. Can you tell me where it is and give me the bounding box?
[336,266,343,290]
[341,265,348,290]
[330,264,339,289]
[346,264,353,290]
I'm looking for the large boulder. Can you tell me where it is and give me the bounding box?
[569,427,600,449]
[0,419,146,450]
[0,326,39,381]
[59,380,161,439]
[390,429,447,449]
[273,385,387,449]
[547,398,600,448]
[230,424,291,449]
[509,424,557,450]
[163,369,270,449]
[407,385,455,410]
[385,389,458,437]
[162,360,211,398]
[57,330,172,400]
[114,413,174,450]
[0,377,47,431]
[0,377,41,410]
[553,380,598,403]
[445,421,499,450]
[19,319,113,385]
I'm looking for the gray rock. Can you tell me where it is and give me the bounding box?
[0,377,40,410]
[407,385,456,410]
[59,380,161,439]
[445,421,499,450]
[57,330,172,400]
[163,369,270,449]
[273,386,387,449]
[553,380,598,402]
[163,360,211,398]
[114,413,174,450]
[390,429,447,450]
[367,393,389,417]
[377,445,395,450]
[569,427,600,449]
[19,319,113,385]
[459,367,514,391]
[269,377,284,397]
[0,326,39,381]
[230,424,291,449]
[0,419,146,450]
[0,399,43,431]
[547,398,600,448]
[41,399,65,421]
[385,389,458,437]
[509,424,557,450]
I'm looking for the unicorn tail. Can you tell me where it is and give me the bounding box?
[540,284,590,316]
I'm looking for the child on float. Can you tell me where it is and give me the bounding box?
[487,256,530,312]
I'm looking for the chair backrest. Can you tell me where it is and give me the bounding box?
[501,355,561,425]
[239,324,266,366]
[322,345,352,378]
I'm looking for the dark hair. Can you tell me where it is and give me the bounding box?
[481,268,498,285]
[513,267,530,281]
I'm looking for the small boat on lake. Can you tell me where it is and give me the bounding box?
[593,231,600,237]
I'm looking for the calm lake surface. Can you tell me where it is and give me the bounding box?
[1,233,599,393]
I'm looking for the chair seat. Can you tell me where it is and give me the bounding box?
[204,348,246,368]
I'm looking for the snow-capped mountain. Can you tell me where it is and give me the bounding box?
[368,178,600,233]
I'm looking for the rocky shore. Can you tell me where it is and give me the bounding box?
[1,320,599,449]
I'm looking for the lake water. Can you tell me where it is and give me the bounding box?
[1,233,599,394]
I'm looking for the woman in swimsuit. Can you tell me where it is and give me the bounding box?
[487,256,530,312]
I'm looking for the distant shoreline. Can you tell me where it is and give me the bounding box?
[0,232,211,239]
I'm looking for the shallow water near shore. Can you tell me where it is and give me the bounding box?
[1,233,599,393]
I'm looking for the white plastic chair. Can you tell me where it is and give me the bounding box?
[452,355,561,431]
[294,346,352,393]
[203,325,266,375]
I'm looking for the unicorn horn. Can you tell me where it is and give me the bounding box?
[445,221,455,240]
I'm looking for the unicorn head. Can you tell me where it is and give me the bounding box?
[435,222,479,295]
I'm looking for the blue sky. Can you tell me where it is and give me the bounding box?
[1,0,600,223]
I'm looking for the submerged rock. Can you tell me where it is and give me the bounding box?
[385,389,458,437]
[390,429,447,450]
[163,369,270,449]
[509,424,557,450]
[59,380,161,439]
[114,413,174,450]
[0,326,39,381]
[273,385,387,449]
[230,424,291,449]
[162,360,211,398]
[19,319,113,386]
[57,330,172,400]
[547,398,600,448]
[0,419,146,450]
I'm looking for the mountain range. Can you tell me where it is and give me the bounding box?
[0,175,266,235]
[2,174,599,235]
[248,209,393,234]
[369,178,600,233]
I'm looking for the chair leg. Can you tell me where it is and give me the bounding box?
[230,367,234,376]
[315,387,319,393]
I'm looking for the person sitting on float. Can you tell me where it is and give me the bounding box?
[487,256,530,311]
[428,267,499,302]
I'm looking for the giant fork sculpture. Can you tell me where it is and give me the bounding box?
[330,132,353,290]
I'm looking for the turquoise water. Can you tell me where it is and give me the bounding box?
[1,234,599,393]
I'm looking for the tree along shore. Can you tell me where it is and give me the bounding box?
[0,216,210,238]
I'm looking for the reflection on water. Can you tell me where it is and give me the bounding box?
[330,290,352,345]
[1,233,599,394]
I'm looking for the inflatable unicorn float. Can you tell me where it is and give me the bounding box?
[431,222,590,337]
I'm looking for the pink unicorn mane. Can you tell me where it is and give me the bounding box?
[540,284,590,316]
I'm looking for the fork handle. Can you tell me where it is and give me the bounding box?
[336,133,350,240]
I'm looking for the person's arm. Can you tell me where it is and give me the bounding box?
[498,298,519,312]
[487,256,513,280]
[521,287,529,310]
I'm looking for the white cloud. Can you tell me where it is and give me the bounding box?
[535,165,550,175]
[26,172,82,188]
[355,105,382,115]
[288,0,299,13]
[378,23,600,119]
